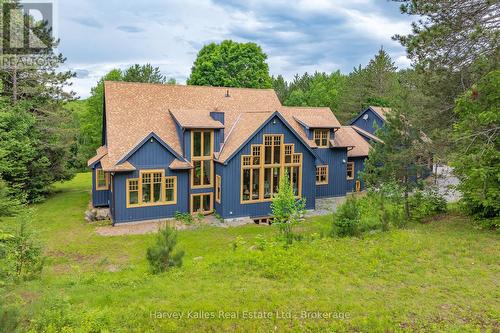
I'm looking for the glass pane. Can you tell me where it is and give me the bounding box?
[322,137,328,146]
[242,169,251,201]
[273,145,280,164]
[203,195,211,212]
[252,169,260,200]
[165,189,174,202]
[272,167,280,195]
[193,195,201,212]
[292,167,299,195]
[315,138,321,146]
[203,131,211,156]
[203,160,211,185]
[193,161,201,186]
[264,168,272,199]
[265,146,272,164]
[129,191,138,205]
[153,183,162,202]
[142,183,151,203]
[193,131,201,157]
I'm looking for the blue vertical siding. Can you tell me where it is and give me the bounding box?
[213,163,223,216]
[351,109,384,135]
[210,112,224,153]
[347,157,366,192]
[219,115,316,219]
[92,161,110,207]
[315,148,348,197]
[112,137,189,223]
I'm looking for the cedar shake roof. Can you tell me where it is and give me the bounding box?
[286,107,341,129]
[218,112,273,162]
[335,127,372,157]
[169,159,193,170]
[102,81,281,167]
[351,125,384,143]
[169,109,224,129]
[369,106,392,120]
[87,146,107,166]
[87,81,370,168]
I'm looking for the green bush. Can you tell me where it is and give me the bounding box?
[271,171,306,244]
[1,210,45,282]
[410,187,447,222]
[146,226,185,274]
[331,196,361,237]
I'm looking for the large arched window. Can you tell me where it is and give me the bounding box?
[241,134,302,203]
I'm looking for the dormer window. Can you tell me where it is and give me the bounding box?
[313,129,329,147]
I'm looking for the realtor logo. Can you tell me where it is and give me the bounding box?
[2,1,54,55]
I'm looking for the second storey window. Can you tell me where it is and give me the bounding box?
[316,166,328,185]
[192,130,213,187]
[127,170,177,207]
[313,129,329,147]
[241,135,302,203]
[347,162,355,180]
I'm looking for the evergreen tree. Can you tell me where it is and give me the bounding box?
[451,70,499,222]
[146,226,184,274]
[339,48,399,121]
[364,106,430,219]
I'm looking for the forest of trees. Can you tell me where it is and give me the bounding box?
[0,0,498,224]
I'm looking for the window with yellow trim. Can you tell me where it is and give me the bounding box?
[96,168,109,190]
[165,177,176,203]
[215,175,221,203]
[192,130,213,187]
[126,171,177,207]
[313,129,329,147]
[127,179,139,205]
[316,166,328,185]
[241,137,302,203]
[347,162,355,180]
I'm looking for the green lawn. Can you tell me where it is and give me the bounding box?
[1,173,499,332]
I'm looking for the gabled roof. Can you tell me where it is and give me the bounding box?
[335,127,372,157]
[170,109,224,129]
[369,106,391,120]
[87,81,371,169]
[87,146,107,167]
[351,125,384,143]
[285,107,341,129]
[100,81,281,168]
[349,105,392,125]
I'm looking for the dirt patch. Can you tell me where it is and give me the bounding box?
[95,219,192,236]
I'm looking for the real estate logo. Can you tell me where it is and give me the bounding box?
[1,0,54,55]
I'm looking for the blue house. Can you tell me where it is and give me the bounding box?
[88,82,375,224]
[350,106,390,144]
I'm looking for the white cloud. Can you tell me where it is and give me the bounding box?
[57,0,414,98]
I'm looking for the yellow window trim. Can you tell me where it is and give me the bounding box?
[355,180,361,192]
[313,129,329,148]
[215,175,221,203]
[240,135,302,204]
[316,165,328,185]
[191,130,214,188]
[95,168,109,190]
[126,170,177,208]
[347,162,355,180]
[190,193,213,214]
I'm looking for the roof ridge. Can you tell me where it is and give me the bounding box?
[219,113,243,155]
[104,81,276,92]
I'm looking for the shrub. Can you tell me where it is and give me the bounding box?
[410,186,447,222]
[146,226,184,274]
[271,171,306,244]
[174,211,193,225]
[2,210,45,282]
[331,196,361,237]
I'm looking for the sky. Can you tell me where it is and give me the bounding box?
[55,0,415,98]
